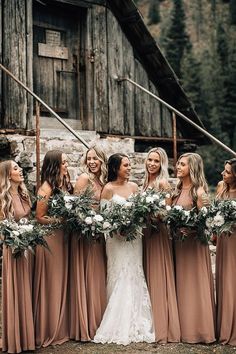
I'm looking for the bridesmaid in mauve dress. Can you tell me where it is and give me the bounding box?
[69,145,107,341]
[142,147,180,343]
[215,158,236,345]
[172,153,215,344]
[33,150,73,348]
[0,160,35,353]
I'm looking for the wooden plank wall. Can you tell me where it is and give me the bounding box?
[2,0,28,129]
[91,5,173,138]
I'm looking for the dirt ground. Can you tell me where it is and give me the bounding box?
[35,341,236,354]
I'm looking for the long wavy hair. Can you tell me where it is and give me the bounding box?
[217,158,236,199]
[107,153,129,182]
[174,153,208,204]
[143,147,169,191]
[41,150,72,193]
[0,160,30,219]
[81,145,107,186]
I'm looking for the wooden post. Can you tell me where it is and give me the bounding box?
[36,101,41,192]
[172,112,177,168]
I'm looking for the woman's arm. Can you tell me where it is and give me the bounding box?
[74,173,89,195]
[36,182,57,225]
[196,187,209,210]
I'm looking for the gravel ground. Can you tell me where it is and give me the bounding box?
[36,341,236,354]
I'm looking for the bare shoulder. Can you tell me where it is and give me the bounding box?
[76,173,89,184]
[159,178,170,190]
[101,182,114,200]
[38,181,52,198]
[196,186,207,198]
[216,180,224,194]
[128,181,139,193]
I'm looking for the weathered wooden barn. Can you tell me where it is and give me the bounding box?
[0,0,206,158]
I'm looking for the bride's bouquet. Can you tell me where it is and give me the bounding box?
[0,218,50,258]
[102,190,169,241]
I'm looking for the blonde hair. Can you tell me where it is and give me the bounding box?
[82,145,108,186]
[0,160,30,219]
[143,147,169,191]
[174,153,208,204]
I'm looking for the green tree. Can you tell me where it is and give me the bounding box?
[148,0,161,25]
[181,43,205,122]
[230,0,236,25]
[162,0,189,77]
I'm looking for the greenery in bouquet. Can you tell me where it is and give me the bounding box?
[0,218,50,258]
[104,197,142,241]
[47,188,94,234]
[79,208,114,241]
[201,199,236,237]
[164,205,199,242]
[133,188,169,227]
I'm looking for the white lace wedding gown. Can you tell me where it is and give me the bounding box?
[93,194,155,345]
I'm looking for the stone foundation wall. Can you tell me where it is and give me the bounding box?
[0,130,148,188]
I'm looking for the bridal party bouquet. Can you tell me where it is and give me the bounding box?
[164,205,199,242]
[47,189,94,234]
[198,199,236,237]
[133,188,169,225]
[0,218,50,258]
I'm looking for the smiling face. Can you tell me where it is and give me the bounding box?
[86,149,102,176]
[117,157,131,180]
[222,163,236,186]
[60,153,68,178]
[146,151,161,176]
[10,162,24,184]
[176,156,190,179]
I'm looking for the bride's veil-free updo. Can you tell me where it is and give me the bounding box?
[107,153,129,182]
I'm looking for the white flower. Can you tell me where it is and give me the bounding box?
[124,202,133,208]
[159,200,166,206]
[200,207,208,215]
[65,202,72,210]
[206,217,213,228]
[213,212,225,227]
[64,196,76,202]
[52,200,57,207]
[184,210,190,216]
[173,205,183,211]
[166,205,171,211]
[146,196,154,204]
[19,218,28,225]
[12,230,20,236]
[84,217,93,225]
[102,221,111,229]
[165,193,171,199]
[141,191,147,197]
[231,201,236,208]
[152,194,160,201]
[93,214,104,222]
[20,224,34,232]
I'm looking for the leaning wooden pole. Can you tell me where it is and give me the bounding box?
[35,101,41,192]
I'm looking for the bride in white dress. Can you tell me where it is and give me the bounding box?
[94,153,155,345]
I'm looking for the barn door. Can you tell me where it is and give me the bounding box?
[33,1,84,121]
